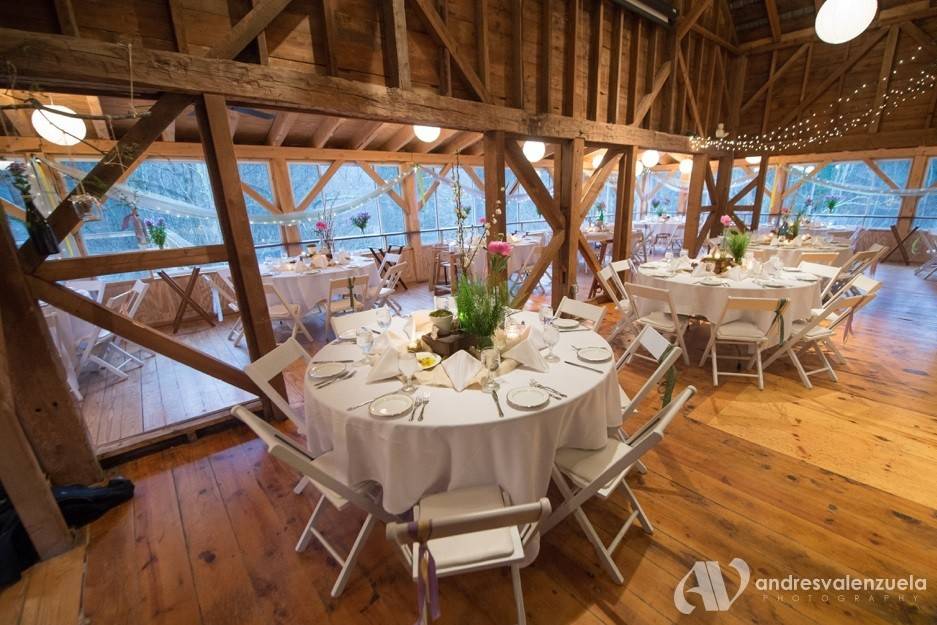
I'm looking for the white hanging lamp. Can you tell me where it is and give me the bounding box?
[815,0,877,45]
[745,155,762,165]
[678,159,693,175]
[413,125,441,142]
[640,149,660,169]
[591,150,606,170]
[31,105,86,146]
[522,140,546,163]
[635,160,645,176]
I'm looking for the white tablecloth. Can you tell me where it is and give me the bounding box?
[634,265,821,329]
[749,244,852,267]
[468,239,541,275]
[303,311,620,514]
[229,262,380,315]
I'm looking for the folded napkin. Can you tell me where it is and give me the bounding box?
[503,337,548,372]
[366,348,399,382]
[691,263,709,277]
[726,266,745,282]
[407,311,433,340]
[312,254,329,268]
[526,324,547,350]
[336,251,351,263]
[440,350,483,392]
[380,329,411,353]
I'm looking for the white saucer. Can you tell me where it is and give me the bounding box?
[369,394,414,418]
[506,387,550,410]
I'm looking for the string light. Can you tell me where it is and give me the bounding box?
[693,47,936,154]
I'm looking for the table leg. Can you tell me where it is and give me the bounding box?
[159,267,217,333]
[883,225,918,266]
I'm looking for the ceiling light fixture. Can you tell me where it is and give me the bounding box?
[413,125,441,143]
[522,140,546,163]
[640,149,660,168]
[678,159,693,175]
[31,105,86,146]
[815,0,877,45]
[745,155,762,165]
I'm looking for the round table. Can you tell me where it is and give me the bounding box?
[303,311,621,514]
[749,243,851,267]
[633,263,821,328]
[468,238,541,275]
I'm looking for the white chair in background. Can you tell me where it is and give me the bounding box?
[76,291,144,382]
[231,405,393,598]
[321,275,370,339]
[386,488,551,625]
[368,261,407,314]
[330,307,383,338]
[698,297,788,390]
[114,280,151,354]
[376,251,402,282]
[651,222,678,254]
[616,326,683,421]
[866,242,888,276]
[798,250,840,265]
[555,296,606,329]
[540,387,696,584]
[622,282,691,365]
[599,260,636,342]
[816,248,881,302]
[762,291,866,388]
[850,274,882,316]
[65,279,105,302]
[206,272,245,345]
[914,232,937,280]
[263,280,314,342]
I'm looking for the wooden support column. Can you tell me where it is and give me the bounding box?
[750,155,770,231]
[483,131,507,286]
[270,158,302,256]
[613,146,637,261]
[554,138,584,306]
[585,0,604,121]
[539,0,553,114]
[196,94,282,413]
[709,155,735,237]
[0,216,101,485]
[684,153,709,256]
[401,164,423,281]
[0,308,74,559]
[380,0,411,89]
[898,154,927,237]
[562,0,582,118]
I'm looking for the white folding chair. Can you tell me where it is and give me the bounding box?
[555,296,606,329]
[540,386,696,584]
[330,307,383,338]
[114,280,151,354]
[376,251,402,281]
[598,261,636,342]
[368,262,407,314]
[816,248,880,302]
[849,274,881,317]
[76,291,144,381]
[616,326,683,421]
[65,279,105,302]
[762,290,865,388]
[263,280,314,342]
[321,275,369,339]
[231,405,394,598]
[914,232,937,280]
[508,246,541,297]
[698,297,788,390]
[622,282,691,365]
[386,489,551,625]
[798,250,840,265]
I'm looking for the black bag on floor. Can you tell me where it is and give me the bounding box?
[0,478,134,587]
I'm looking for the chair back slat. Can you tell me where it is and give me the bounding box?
[243,337,310,428]
[616,326,682,420]
[556,297,605,328]
[385,498,551,545]
[331,308,385,337]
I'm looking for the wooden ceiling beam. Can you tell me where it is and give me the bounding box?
[631,62,672,127]
[84,95,111,140]
[311,116,343,148]
[168,0,190,53]
[740,43,809,114]
[900,21,937,60]
[676,48,705,137]
[380,0,411,89]
[357,161,407,209]
[382,124,415,151]
[562,0,581,117]
[539,0,553,114]
[868,26,900,134]
[476,0,490,89]
[348,120,384,150]
[676,0,713,41]
[509,0,524,108]
[409,0,492,103]
[764,0,782,42]
[320,0,339,76]
[586,0,604,122]
[52,0,80,37]
[412,128,455,153]
[297,160,343,211]
[608,6,626,124]
[265,111,297,146]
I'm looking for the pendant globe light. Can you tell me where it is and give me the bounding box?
[31,105,86,146]
[815,0,877,45]
[413,125,441,142]
[591,150,606,170]
[640,149,660,169]
[745,155,762,165]
[678,159,693,175]
[522,140,546,163]
[635,160,645,176]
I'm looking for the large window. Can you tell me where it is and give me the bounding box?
[505,167,552,234]
[914,158,937,232]
[418,165,484,244]
[0,158,31,245]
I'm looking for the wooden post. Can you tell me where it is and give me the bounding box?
[0,217,102,485]
[554,138,584,306]
[270,158,302,256]
[483,131,507,286]
[401,163,423,281]
[612,146,636,261]
[898,153,927,237]
[684,153,709,256]
[750,155,770,231]
[195,94,282,414]
[0,306,74,559]
[709,155,735,237]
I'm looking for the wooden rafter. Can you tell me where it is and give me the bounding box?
[779,160,831,200]
[380,0,411,89]
[419,163,452,206]
[241,181,278,212]
[409,0,492,103]
[266,111,297,146]
[761,50,777,133]
[676,48,705,136]
[358,161,407,210]
[510,231,565,308]
[382,125,414,152]
[608,6,626,124]
[868,26,900,134]
[539,0,553,114]
[349,121,385,150]
[586,0,605,121]
[297,160,344,211]
[320,0,339,76]
[632,62,672,126]
[562,0,582,118]
[504,139,565,230]
[52,0,80,37]
[34,246,228,282]
[740,43,809,113]
[676,0,713,41]
[612,147,636,261]
[85,96,111,140]
[311,117,344,148]
[764,0,782,42]
[476,0,490,89]
[509,0,524,108]
[578,149,622,220]
[864,158,899,190]
[436,0,452,95]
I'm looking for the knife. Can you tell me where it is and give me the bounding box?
[564,360,603,374]
[491,389,505,418]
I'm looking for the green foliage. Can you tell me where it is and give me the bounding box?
[455,277,507,341]
[724,229,751,263]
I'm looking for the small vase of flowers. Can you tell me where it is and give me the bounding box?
[720,215,751,264]
[145,218,168,249]
[350,211,371,234]
[315,207,335,256]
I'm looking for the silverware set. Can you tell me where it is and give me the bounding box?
[564,360,603,374]
[412,391,430,422]
[314,370,355,389]
[491,388,505,417]
[529,379,566,399]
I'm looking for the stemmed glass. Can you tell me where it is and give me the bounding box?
[355,327,374,366]
[376,307,392,334]
[538,305,554,327]
[399,352,419,393]
[543,322,560,363]
[481,348,501,392]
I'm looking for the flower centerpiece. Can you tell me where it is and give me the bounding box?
[350,210,371,234]
[595,201,607,230]
[824,195,840,214]
[775,206,805,240]
[145,218,168,249]
[315,205,336,256]
[721,215,751,264]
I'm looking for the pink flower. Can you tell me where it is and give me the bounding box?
[719,215,733,227]
[315,220,328,231]
[487,240,512,257]
[781,207,791,216]
[478,217,487,225]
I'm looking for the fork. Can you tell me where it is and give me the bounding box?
[529,379,566,399]
[316,370,355,389]
[416,391,430,422]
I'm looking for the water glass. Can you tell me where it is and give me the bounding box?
[543,323,560,363]
[376,308,392,333]
[481,348,501,392]
[664,251,674,263]
[538,305,554,327]
[355,327,374,366]
[433,295,450,312]
[399,352,419,393]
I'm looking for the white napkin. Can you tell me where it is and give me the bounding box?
[336,250,351,263]
[692,263,708,277]
[366,348,400,382]
[503,337,548,372]
[312,254,329,268]
[380,329,411,352]
[441,350,483,392]
[407,311,433,339]
[726,266,745,282]
[527,324,548,350]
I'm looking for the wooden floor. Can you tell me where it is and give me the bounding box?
[8,263,937,625]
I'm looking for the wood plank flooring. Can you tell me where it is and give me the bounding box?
[9,264,937,625]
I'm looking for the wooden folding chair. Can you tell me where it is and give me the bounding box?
[321,275,370,339]
[555,296,606,329]
[799,250,840,265]
[232,405,394,598]
[698,297,788,390]
[369,261,407,313]
[539,387,696,584]
[386,490,551,625]
[616,326,683,421]
[622,282,691,365]
[263,280,314,342]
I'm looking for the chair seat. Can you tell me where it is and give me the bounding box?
[327,298,355,313]
[715,319,769,342]
[269,303,301,319]
[555,438,633,499]
[791,320,835,340]
[417,485,521,571]
[636,311,688,333]
[310,451,374,511]
[810,307,842,324]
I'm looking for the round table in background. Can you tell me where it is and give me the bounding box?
[302,311,621,514]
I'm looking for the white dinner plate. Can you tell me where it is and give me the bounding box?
[643,270,674,278]
[338,328,357,341]
[415,352,442,370]
[577,346,612,363]
[642,261,665,268]
[506,387,550,410]
[308,362,347,379]
[761,280,790,288]
[369,394,414,418]
[795,274,818,282]
[699,277,726,286]
[553,318,580,330]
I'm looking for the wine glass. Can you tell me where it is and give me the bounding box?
[543,322,560,363]
[399,352,419,393]
[355,327,374,366]
[376,307,392,333]
[538,305,554,327]
[481,348,501,392]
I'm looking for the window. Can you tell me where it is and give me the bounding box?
[914,158,937,232]
[238,161,283,262]
[505,167,552,234]
[420,165,484,243]
[0,158,30,245]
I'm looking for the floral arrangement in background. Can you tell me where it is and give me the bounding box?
[4,162,60,256]
[595,201,606,227]
[651,197,671,219]
[350,211,371,234]
[824,195,840,213]
[315,205,336,253]
[775,207,805,240]
[720,215,750,264]
[145,218,168,249]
